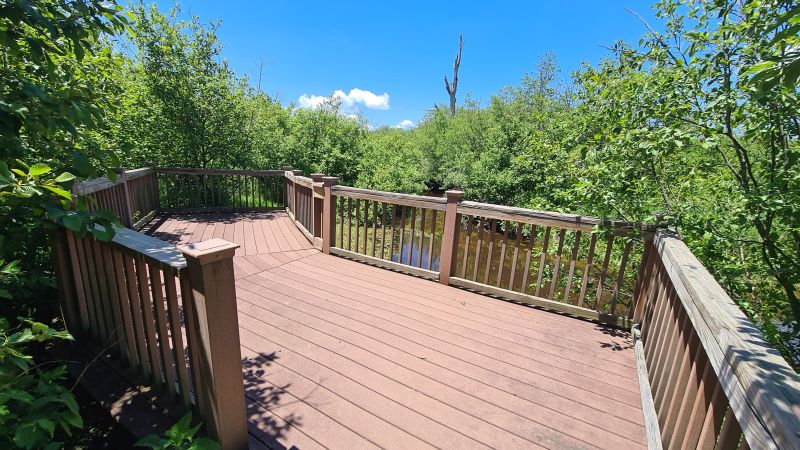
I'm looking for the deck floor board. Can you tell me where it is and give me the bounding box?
[146,212,645,450]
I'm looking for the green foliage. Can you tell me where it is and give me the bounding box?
[0,318,80,449]
[358,128,426,194]
[135,413,220,450]
[0,0,129,309]
[117,3,251,169]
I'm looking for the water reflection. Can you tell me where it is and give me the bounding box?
[391,241,440,271]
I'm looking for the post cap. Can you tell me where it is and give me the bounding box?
[291,169,303,175]
[179,238,239,265]
[310,173,324,181]
[112,167,126,174]
[444,190,464,201]
[321,176,339,186]
[281,165,292,170]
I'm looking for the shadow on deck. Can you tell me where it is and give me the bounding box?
[144,212,646,450]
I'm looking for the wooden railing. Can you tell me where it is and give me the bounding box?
[63,165,800,449]
[327,185,449,280]
[156,168,286,212]
[73,168,159,230]
[54,227,247,449]
[283,169,317,244]
[449,201,649,327]
[312,184,648,326]
[632,230,800,449]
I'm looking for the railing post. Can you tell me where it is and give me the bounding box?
[146,161,160,212]
[281,165,292,208]
[113,167,134,228]
[321,176,339,254]
[178,239,248,450]
[310,173,324,239]
[291,170,302,217]
[438,190,464,285]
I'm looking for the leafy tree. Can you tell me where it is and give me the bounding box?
[0,0,127,307]
[119,3,252,169]
[570,0,800,359]
[358,128,427,193]
[280,98,367,184]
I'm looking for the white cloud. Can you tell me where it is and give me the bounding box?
[334,88,390,110]
[297,88,390,112]
[394,119,414,129]
[297,94,329,109]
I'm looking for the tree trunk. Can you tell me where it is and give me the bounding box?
[444,35,463,115]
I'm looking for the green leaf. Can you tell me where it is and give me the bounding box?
[176,412,193,433]
[190,437,222,450]
[72,154,93,177]
[62,214,83,232]
[14,423,41,449]
[54,172,76,183]
[135,434,167,449]
[61,410,83,429]
[28,163,52,177]
[91,226,115,242]
[36,419,56,437]
[43,185,72,200]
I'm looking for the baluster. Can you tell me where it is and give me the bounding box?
[380,203,388,260]
[534,227,552,297]
[496,220,510,287]
[122,253,151,379]
[398,206,407,264]
[595,234,616,311]
[548,229,567,300]
[417,209,426,268]
[164,273,192,407]
[409,207,416,265]
[563,231,582,302]
[508,222,523,291]
[483,219,496,285]
[354,199,360,252]
[577,234,597,308]
[460,216,474,278]
[610,239,634,315]
[472,217,485,281]
[427,210,437,270]
[522,225,539,294]
[148,264,178,399]
[136,255,164,391]
[388,204,397,261]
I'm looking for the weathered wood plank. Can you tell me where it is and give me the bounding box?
[653,230,800,450]
[332,185,447,211]
[458,200,649,232]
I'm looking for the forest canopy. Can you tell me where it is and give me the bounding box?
[1,0,798,383]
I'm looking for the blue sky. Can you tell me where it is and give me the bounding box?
[152,1,660,129]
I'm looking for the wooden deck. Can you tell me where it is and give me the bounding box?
[145,212,646,450]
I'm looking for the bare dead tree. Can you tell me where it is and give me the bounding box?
[444,34,463,115]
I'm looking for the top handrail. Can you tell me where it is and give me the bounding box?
[284,170,314,188]
[155,167,285,176]
[458,200,651,232]
[653,230,800,449]
[109,226,186,273]
[332,185,448,211]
